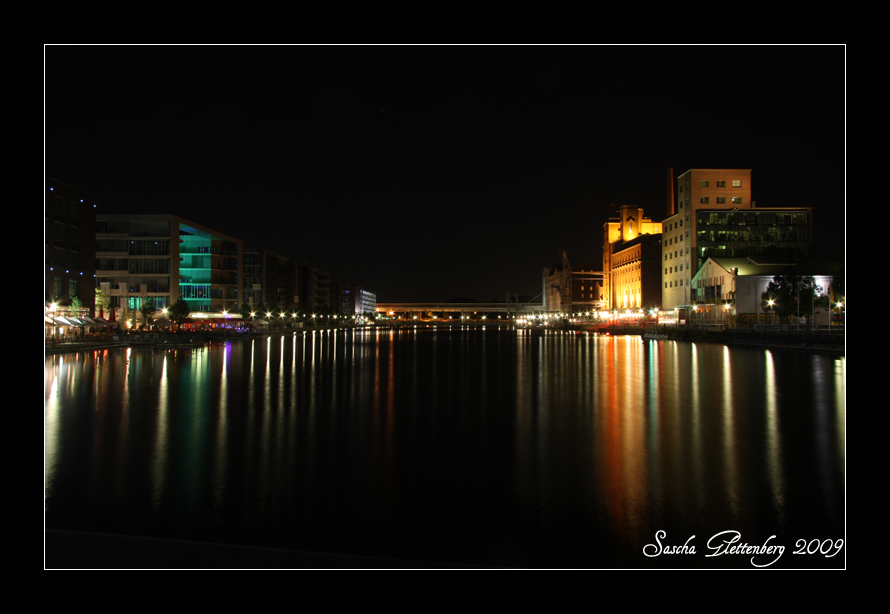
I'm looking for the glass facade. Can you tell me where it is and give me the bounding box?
[179,234,213,312]
[695,209,810,268]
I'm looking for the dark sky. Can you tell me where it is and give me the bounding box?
[45,45,846,303]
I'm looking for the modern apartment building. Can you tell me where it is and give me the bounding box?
[95,214,242,317]
[602,205,663,310]
[45,178,97,313]
[297,264,319,313]
[662,169,813,309]
[243,248,298,309]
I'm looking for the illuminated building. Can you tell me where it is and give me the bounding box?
[662,169,751,309]
[689,257,840,326]
[45,178,97,313]
[95,214,242,317]
[662,169,813,310]
[602,205,663,310]
[341,284,377,316]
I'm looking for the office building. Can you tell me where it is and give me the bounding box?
[243,248,298,309]
[46,178,97,313]
[341,284,377,316]
[95,214,242,318]
[662,169,813,309]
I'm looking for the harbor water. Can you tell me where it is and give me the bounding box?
[44,327,846,568]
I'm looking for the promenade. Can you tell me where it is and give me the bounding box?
[44,323,844,356]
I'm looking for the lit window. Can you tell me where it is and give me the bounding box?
[732,180,742,187]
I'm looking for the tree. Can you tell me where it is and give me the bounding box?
[141,300,156,327]
[95,287,110,317]
[761,275,822,320]
[239,302,253,320]
[168,297,191,326]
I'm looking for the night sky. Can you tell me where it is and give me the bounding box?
[45,45,846,303]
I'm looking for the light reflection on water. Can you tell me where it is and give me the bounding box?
[44,329,845,567]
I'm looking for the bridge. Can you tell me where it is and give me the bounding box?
[376,302,543,320]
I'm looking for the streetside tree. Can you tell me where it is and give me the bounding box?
[761,275,823,320]
[95,287,110,318]
[168,297,191,328]
[141,300,156,329]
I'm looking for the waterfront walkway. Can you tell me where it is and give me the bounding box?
[44,324,845,356]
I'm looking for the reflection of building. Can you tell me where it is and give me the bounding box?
[662,169,814,309]
[45,178,97,313]
[341,284,377,316]
[603,205,662,310]
[243,248,298,309]
[543,252,605,313]
[95,214,242,316]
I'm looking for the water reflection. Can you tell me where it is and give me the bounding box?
[45,330,845,567]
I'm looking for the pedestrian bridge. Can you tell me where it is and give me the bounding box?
[377,302,542,318]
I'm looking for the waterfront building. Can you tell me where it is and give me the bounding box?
[95,214,242,318]
[328,276,343,314]
[45,178,97,314]
[317,270,332,310]
[602,205,662,310]
[341,284,377,316]
[662,169,814,310]
[243,248,298,310]
[689,256,840,326]
[543,252,606,314]
[297,264,319,313]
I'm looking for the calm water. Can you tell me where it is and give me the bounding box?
[44,327,845,568]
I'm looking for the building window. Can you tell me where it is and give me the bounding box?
[700,180,709,187]
[732,180,742,187]
[700,197,709,204]
[732,197,742,204]
[716,180,726,188]
[716,196,726,204]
